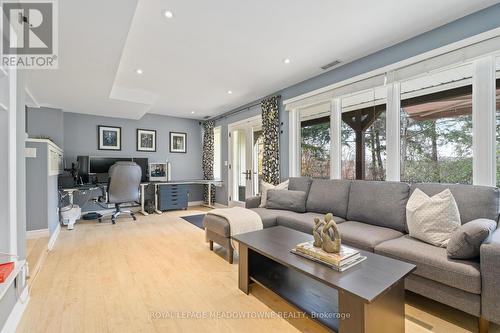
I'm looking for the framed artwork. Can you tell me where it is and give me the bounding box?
[98,125,121,150]
[170,132,187,153]
[137,129,157,152]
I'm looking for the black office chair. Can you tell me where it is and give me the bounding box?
[106,161,142,224]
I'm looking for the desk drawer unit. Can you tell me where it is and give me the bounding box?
[158,184,189,211]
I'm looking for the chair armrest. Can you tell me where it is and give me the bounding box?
[245,196,261,209]
[481,223,500,323]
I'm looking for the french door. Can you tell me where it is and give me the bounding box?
[228,116,264,207]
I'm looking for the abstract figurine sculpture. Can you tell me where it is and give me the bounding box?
[320,213,341,253]
[313,217,325,247]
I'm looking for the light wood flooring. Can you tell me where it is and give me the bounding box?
[18,207,500,333]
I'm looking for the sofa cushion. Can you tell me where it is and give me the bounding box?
[347,180,409,232]
[336,221,404,252]
[410,183,499,226]
[259,180,289,208]
[288,177,313,196]
[266,189,307,213]
[249,208,282,228]
[406,188,461,247]
[447,219,497,259]
[277,212,346,235]
[375,235,481,294]
[306,179,351,218]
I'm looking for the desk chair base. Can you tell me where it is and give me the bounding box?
[99,204,137,224]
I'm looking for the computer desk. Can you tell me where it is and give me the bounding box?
[139,180,223,215]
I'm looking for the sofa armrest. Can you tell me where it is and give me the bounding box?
[481,223,500,323]
[245,196,261,209]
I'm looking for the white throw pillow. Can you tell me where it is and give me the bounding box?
[406,188,461,247]
[259,180,289,208]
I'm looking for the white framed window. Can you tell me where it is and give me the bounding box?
[300,103,331,179]
[213,126,221,180]
[286,33,500,186]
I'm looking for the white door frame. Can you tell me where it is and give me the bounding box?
[227,115,262,206]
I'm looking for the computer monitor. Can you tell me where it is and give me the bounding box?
[76,155,90,183]
[89,157,130,174]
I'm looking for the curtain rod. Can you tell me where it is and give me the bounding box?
[210,95,281,122]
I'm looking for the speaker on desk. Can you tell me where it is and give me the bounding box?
[76,155,90,183]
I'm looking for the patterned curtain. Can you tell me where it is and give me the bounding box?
[261,96,280,185]
[202,120,216,204]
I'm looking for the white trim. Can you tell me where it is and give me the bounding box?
[330,99,341,179]
[1,287,29,333]
[26,229,49,240]
[24,87,40,108]
[288,109,300,177]
[283,27,500,106]
[8,66,16,256]
[187,201,204,207]
[472,55,496,186]
[385,81,401,181]
[47,224,61,251]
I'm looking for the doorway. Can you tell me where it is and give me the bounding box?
[228,115,263,207]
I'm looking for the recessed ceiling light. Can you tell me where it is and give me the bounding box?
[163,10,174,19]
[191,111,195,114]
[227,90,233,95]
[135,68,143,74]
[283,58,291,64]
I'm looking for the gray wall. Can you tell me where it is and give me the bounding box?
[214,3,500,205]
[26,107,64,148]
[26,110,206,203]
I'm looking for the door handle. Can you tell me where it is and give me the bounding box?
[242,170,252,180]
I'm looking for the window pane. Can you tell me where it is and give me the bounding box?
[253,129,264,194]
[300,104,330,179]
[341,87,387,180]
[400,64,473,184]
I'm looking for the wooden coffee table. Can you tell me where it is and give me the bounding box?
[233,226,416,333]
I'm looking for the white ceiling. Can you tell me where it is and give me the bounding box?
[25,0,499,120]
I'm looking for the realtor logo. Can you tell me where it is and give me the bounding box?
[1,0,58,69]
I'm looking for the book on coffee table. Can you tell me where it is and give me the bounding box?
[291,249,367,272]
[294,241,359,265]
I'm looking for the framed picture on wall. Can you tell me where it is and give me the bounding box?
[137,129,157,152]
[169,132,187,153]
[98,125,121,150]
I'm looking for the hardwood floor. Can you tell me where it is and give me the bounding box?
[18,208,500,333]
[26,236,49,287]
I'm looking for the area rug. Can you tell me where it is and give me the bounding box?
[180,214,206,230]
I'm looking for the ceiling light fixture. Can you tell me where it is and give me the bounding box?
[135,68,143,74]
[191,111,195,114]
[283,58,291,64]
[163,10,174,19]
[227,90,233,95]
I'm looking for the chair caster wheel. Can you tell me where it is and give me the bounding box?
[132,216,137,221]
[112,219,116,224]
[98,219,102,223]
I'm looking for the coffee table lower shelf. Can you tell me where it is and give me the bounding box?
[249,258,340,331]
[238,243,407,333]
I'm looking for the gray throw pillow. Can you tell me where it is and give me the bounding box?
[447,219,497,259]
[266,190,307,213]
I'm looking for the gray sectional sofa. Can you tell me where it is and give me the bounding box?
[204,177,500,326]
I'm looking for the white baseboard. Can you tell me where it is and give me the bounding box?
[188,201,204,207]
[47,224,61,251]
[26,229,49,240]
[213,203,228,208]
[1,287,29,333]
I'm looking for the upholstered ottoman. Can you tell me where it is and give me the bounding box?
[203,214,234,263]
